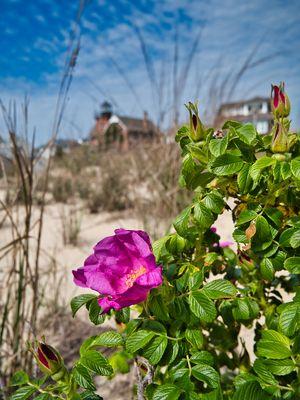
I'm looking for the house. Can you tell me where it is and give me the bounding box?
[215,97,273,134]
[90,102,158,150]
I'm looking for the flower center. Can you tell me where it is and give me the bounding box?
[125,266,147,288]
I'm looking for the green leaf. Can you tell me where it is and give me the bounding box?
[209,136,228,157]
[143,336,168,365]
[257,330,291,359]
[232,298,259,321]
[149,295,170,321]
[236,210,257,226]
[71,294,97,317]
[280,161,291,180]
[202,191,225,214]
[253,359,277,385]
[153,235,170,260]
[73,364,96,391]
[190,351,214,366]
[10,386,36,400]
[284,257,300,274]
[192,364,220,388]
[251,215,273,251]
[189,292,217,323]
[194,203,215,229]
[202,279,237,299]
[279,302,300,337]
[279,228,298,247]
[236,123,257,145]
[260,258,274,281]
[153,384,181,400]
[88,298,105,325]
[185,328,203,349]
[91,331,123,348]
[10,371,29,387]
[250,156,276,181]
[263,359,295,376]
[34,394,52,400]
[237,164,253,194]
[80,391,103,400]
[211,154,244,176]
[233,381,269,400]
[126,330,155,353]
[173,206,191,237]
[291,157,300,179]
[80,350,113,376]
[290,230,300,248]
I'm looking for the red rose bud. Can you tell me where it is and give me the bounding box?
[185,102,205,141]
[271,83,290,118]
[29,341,67,381]
[271,121,289,153]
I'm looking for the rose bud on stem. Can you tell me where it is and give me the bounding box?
[185,101,205,141]
[271,82,290,119]
[28,340,69,382]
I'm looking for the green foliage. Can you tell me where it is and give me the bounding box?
[12,94,300,399]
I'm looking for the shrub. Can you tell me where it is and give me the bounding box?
[51,176,73,203]
[11,84,300,400]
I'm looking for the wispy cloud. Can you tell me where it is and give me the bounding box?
[0,0,299,144]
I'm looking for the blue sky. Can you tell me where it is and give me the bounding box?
[1,0,300,143]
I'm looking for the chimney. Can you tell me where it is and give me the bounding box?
[143,111,149,131]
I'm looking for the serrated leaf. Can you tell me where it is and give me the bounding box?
[88,298,105,325]
[126,330,155,353]
[237,164,253,194]
[260,258,274,281]
[80,332,123,355]
[153,384,181,400]
[233,381,269,400]
[250,156,276,181]
[290,230,300,248]
[80,391,103,400]
[71,294,97,317]
[284,257,300,274]
[10,386,36,400]
[236,123,257,145]
[211,154,244,176]
[143,335,168,364]
[251,215,273,251]
[173,206,191,237]
[291,157,300,179]
[202,191,225,214]
[209,136,228,157]
[280,161,291,180]
[236,210,257,226]
[263,359,295,376]
[279,302,300,337]
[189,292,217,323]
[185,328,203,349]
[257,330,291,359]
[202,279,237,299]
[73,364,96,391]
[279,228,298,247]
[80,350,113,376]
[192,364,220,388]
[253,359,277,385]
[190,351,214,366]
[194,203,215,229]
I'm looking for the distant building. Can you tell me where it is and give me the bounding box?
[90,102,158,150]
[215,97,273,134]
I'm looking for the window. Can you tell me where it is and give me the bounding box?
[256,120,269,134]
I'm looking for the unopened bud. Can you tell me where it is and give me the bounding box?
[185,102,205,141]
[29,341,67,381]
[271,121,289,153]
[271,83,290,118]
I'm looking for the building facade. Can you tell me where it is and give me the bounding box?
[215,97,273,134]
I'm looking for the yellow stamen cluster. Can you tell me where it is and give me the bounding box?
[125,266,146,288]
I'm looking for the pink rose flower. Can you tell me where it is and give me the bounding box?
[72,229,163,313]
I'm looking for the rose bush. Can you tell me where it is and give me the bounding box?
[10,83,300,400]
